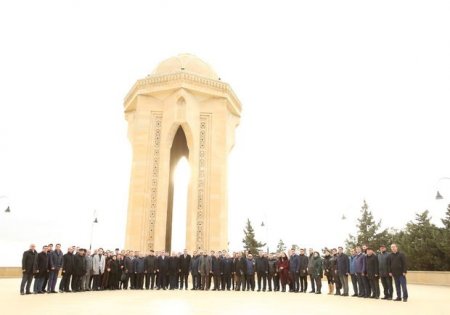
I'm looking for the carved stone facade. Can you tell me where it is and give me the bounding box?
[124,54,241,252]
[196,114,211,250]
[147,112,162,250]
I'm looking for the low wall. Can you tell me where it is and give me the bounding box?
[407,271,450,286]
[0,267,22,278]
[1,267,449,285]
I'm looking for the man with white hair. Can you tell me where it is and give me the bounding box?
[388,244,408,302]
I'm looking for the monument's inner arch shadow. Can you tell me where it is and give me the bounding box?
[166,126,189,252]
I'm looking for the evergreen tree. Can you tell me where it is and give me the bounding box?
[441,204,450,229]
[346,200,390,249]
[397,210,445,270]
[438,205,450,270]
[291,244,300,251]
[242,218,266,255]
[276,239,286,253]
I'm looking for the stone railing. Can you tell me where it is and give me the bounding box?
[406,271,450,286]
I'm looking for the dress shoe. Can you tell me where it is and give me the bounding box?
[403,298,408,302]
[394,297,402,301]
[20,292,25,295]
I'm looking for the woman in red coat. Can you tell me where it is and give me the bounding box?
[277,252,290,292]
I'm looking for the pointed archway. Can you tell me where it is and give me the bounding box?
[166,126,189,252]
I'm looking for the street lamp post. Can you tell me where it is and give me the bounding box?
[435,177,450,200]
[0,195,10,213]
[261,221,269,253]
[89,210,98,250]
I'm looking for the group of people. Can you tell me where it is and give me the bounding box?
[20,243,409,302]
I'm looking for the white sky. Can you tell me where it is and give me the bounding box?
[1,1,450,266]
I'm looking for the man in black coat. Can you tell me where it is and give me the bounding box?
[298,249,309,293]
[179,249,191,290]
[288,249,300,292]
[59,247,74,292]
[72,249,87,292]
[256,251,270,292]
[144,250,157,289]
[378,245,393,300]
[211,252,222,290]
[190,251,200,290]
[388,244,408,302]
[157,252,169,290]
[365,247,380,298]
[233,252,247,291]
[123,251,134,289]
[167,252,179,290]
[336,246,350,296]
[33,245,49,294]
[20,244,37,295]
[48,243,63,293]
[222,253,233,291]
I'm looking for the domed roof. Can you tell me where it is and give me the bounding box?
[151,54,218,80]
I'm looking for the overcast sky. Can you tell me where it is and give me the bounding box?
[1,1,450,266]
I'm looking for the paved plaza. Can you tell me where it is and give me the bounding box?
[1,279,449,315]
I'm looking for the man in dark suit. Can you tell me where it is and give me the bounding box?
[365,247,380,298]
[33,245,49,294]
[72,249,86,292]
[211,252,222,290]
[122,251,133,289]
[59,247,74,292]
[144,250,157,289]
[378,245,393,300]
[289,249,300,292]
[234,252,246,291]
[20,244,37,295]
[179,249,191,290]
[299,248,309,292]
[388,244,408,302]
[190,251,200,290]
[168,252,180,290]
[222,253,233,290]
[256,251,269,292]
[336,246,350,296]
[157,252,169,290]
[133,252,145,290]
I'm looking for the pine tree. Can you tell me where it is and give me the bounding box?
[242,218,266,255]
[291,244,300,251]
[346,200,390,249]
[276,239,286,253]
[441,204,450,230]
[398,210,444,270]
[439,205,450,270]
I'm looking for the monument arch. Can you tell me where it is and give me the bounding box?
[124,54,241,252]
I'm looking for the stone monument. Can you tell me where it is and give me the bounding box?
[124,54,241,252]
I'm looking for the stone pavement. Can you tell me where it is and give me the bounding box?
[1,279,449,315]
